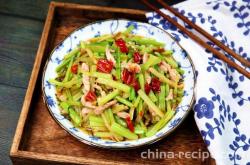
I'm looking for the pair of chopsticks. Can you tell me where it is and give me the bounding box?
[141,0,250,79]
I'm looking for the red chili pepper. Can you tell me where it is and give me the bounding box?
[122,69,129,84]
[133,52,142,64]
[122,69,134,84]
[85,91,97,102]
[144,82,151,94]
[151,77,161,93]
[115,38,126,47]
[71,64,78,74]
[115,38,129,53]
[120,46,129,53]
[131,79,140,91]
[122,69,140,91]
[125,116,134,132]
[97,59,113,73]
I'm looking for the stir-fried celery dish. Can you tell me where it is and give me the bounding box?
[49,25,184,141]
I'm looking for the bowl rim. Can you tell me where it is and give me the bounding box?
[41,18,197,149]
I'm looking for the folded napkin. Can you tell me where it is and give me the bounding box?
[146,0,250,164]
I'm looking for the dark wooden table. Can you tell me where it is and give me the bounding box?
[0,0,185,164]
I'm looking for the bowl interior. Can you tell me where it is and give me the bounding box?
[42,19,195,149]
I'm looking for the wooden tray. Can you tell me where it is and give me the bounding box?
[10,2,215,165]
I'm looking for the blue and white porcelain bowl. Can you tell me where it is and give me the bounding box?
[42,19,196,149]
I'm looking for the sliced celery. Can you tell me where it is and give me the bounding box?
[165,83,170,96]
[56,57,71,72]
[111,123,138,140]
[65,100,81,106]
[101,113,111,130]
[89,116,104,123]
[63,56,74,82]
[129,88,136,101]
[138,89,164,118]
[165,57,178,68]
[81,71,112,79]
[97,89,119,106]
[138,73,145,92]
[149,67,181,88]
[133,96,141,108]
[72,90,82,101]
[141,55,161,71]
[149,91,158,103]
[129,36,164,46]
[59,102,69,114]
[114,115,127,128]
[112,104,128,113]
[86,48,97,64]
[159,85,166,111]
[146,110,175,137]
[93,132,113,138]
[69,108,82,126]
[107,108,115,124]
[86,44,106,53]
[134,125,145,134]
[115,96,134,108]
[90,121,105,127]
[176,68,185,75]
[96,78,131,93]
[64,47,80,59]
[129,107,135,120]
[162,50,173,56]
[49,76,82,88]
[116,51,121,80]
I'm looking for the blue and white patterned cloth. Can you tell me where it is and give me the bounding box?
[146,0,250,164]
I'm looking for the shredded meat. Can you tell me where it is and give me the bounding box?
[159,61,171,73]
[93,84,106,97]
[117,112,130,119]
[145,72,152,84]
[169,69,181,82]
[126,62,141,73]
[166,89,173,101]
[160,61,180,82]
[94,100,117,114]
[81,96,96,108]
[105,47,116,65]
[81,107,92,115]
[143,53,149,63]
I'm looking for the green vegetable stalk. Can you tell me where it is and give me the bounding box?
[69,108,82,126]
[149,67,182,88]
[96,78,131,93]
[138,89,164,118]
[138,73,145,92]
[159,85,166,111]
[116,51,121,80]
[114,115,127,128]
[146,110,175,137]
[149,91,158,103]
[111,122,138,140]
[115,96,134,108]
[142,55,161,71]
[98,89,119,106]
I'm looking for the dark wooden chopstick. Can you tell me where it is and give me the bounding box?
[157,0,250,68]
[141,0,250,79]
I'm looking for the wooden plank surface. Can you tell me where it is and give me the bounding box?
[0,0,196,164]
